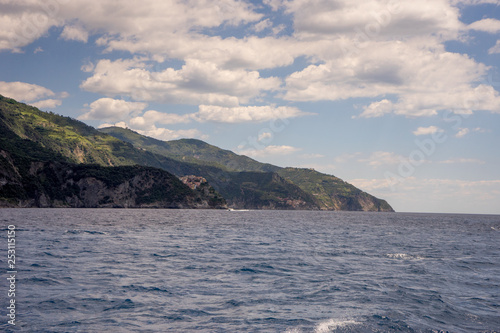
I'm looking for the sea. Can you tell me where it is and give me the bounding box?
[0,209,499,332]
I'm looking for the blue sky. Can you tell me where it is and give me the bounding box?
[1,0,499,214]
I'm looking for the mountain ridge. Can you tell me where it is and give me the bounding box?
[0,95,393,211]
[99,126,280,173]
[100,126,394,212]
[0,95,226,208]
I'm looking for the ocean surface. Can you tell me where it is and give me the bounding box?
[1,209,499,332]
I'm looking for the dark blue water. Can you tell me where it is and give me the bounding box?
[1,209,499,332]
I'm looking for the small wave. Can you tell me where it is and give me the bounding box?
[177,308,212,317]
[386,253,423,260]
[22,277,61,285]
[151,253,176,258]
[233,267,260,274]
[65,229,107,235]
[284,328,302,333]
[30,263,46,267]
[38,298,75,310]
[122,284,171,294]
[314,319,359,333]
[225,299,245,308]
[103,298,135,311]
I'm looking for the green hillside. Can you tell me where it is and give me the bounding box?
[99,126,280,172]
[0,104,224,208]
[276,168,393,211]
[0,95,318,209]
[0,96,130,166]
[101,127,394,212]
[0,95,393,211]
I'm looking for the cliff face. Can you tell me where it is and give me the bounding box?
[0,151,226,209]
[214,171,318,210]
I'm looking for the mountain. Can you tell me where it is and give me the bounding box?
[0,96,317,209]
[98,126,321,209]
[0,95,225,208]
[276,168,393,211]
[0,96,314,209]
[100,127,394,212]
[99,126,280,172]
[0,95,393,211]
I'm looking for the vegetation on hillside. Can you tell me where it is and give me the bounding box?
[277,168,393,211]
[0,95,393,211]
[0,95,225,208]
[0,96,319,209]
[99,126,280,172]
[101,126,394,211]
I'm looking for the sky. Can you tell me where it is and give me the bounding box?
[0,0,499,214]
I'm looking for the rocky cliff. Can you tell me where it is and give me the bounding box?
[0,152,226,209]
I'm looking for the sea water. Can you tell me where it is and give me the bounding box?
[0,209,499,332]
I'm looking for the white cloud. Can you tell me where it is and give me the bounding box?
[2,0,500,120]
[0,81,55,102]
[79,98,147,121]
[135,127,208,141]
[93,104,312,130]
[238,145,302,157]
[489,40,500,54]
[98,122,128,130]
[272,24,286,36]
[68,1,259,40]
[194,105,313,123]
[0,7,59,52]
[253,19,273,33]
[279,0,500,117]
[359,151,405,167]
[263,0,284,11]
[285,39,500,116]
[451,0,500,5]
[1,1,291,69]
[81,60,94,73]
[129,110,191,130]
[454,126,490,138]
[413,126,443,136]
[258,132,273,142]
[357,99,394,118]
[455,128,470,138]
[438,158,485,164]
[285,0,463,40]
[250,19,285,36]
[472,127,489,133]
[80,58,281,106]
[84,101,311,142]
[60,24,88,43]
[98,120,207,141]
[468,18,500,34]
[61,1,284,70]
[0,81,67,108]
[30,99,62,109]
